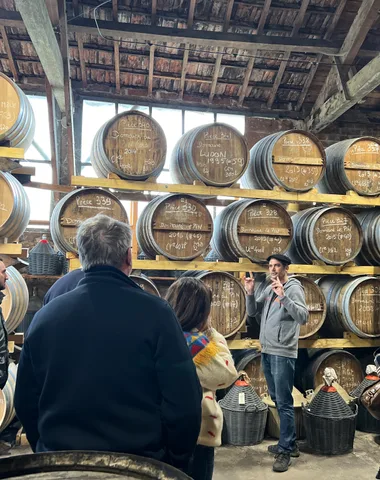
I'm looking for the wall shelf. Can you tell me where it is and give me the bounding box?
[0,243,23,256]
[71,175,380,207]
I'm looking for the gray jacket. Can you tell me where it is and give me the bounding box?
[247,277,308,359]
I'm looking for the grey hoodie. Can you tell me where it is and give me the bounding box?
[246,277,308,359]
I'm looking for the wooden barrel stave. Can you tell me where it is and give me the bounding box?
[211,199,293,263]
[0,172,30,242]
[0,363,17,433]
[50,188,129,255]
[302,350,363,394]
[1,266,29,333]
[0,72,35,150]
[0,451,191,479]
[130,274,160,297]
[355,209,380,266]
[136,194,213,261]
[241,130,326,192]
[319,137,380,196]
[91,111,167,181]
[235,350,267,396]
[181,270,247,338]
[170,123,249,188]
[288,206,363,265]
[318,275,380,338]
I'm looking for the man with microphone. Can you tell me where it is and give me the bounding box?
[244,254,308,473]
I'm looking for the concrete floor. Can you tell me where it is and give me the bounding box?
[3,432,380,479]
[214,432,380,480]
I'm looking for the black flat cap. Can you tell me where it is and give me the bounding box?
[267,254,292,265]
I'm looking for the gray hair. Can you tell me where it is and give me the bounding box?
[76,214,132,271]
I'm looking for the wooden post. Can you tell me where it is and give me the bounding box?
[46,79,60,207]
[73,96,83,176]
[129,201,139,261]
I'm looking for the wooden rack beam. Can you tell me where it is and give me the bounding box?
[71,176,380,207]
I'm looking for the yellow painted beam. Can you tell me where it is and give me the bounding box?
[228,336,380,350]
[0,243,23,255]
[0,147,25,159]
[7,341,14,353]
[71,176,380,207]
[67,256,380,275]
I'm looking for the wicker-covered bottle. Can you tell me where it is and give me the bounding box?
[28,235,61,275]
[219,374,268,446]
[303,367,357,455]
[350,365,380,433]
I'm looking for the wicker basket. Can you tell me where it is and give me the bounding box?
[28,235,62,275]
[219,376,268,446]
[303,404,357,455]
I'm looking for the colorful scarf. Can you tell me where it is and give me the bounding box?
[184,330,219,367]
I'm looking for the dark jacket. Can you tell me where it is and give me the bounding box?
[0,293,8,390]
[247,277,308,359]
[43,269,84,305]
[15,266,202,469]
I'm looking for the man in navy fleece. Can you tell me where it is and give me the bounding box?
[15,214,202,471]
[43,268,84,305]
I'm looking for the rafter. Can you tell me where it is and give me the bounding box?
[238,0,271,106]
[114,41,120,93]
[148,45,155,97]
[306,53,380,132]
[151,0,157,25]
[179,0,197,100]
[209,0,234,103]
[112,0,118,21]
[311,0,380,116]
[295,0,347,111]
[0,25,18,82]
[77,35,87,87]
[267,0,309,109]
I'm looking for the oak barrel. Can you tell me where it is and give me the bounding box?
[317,275,380,339]
[170,123,248,187]
[302,350,363,395]
[319,137,380,196]
[181,271,247,338]
[1,266,29,333]
[0,172,30,242]
[0,451,191,479]
[0,72,35,150]
[50,188,129,254]
[235,351,267,396]
[211,199,293,263]
[130,274,160,297]
[355,209,380,266]
[91,111,166,180]
[0,363,17,433]
[253,274,326,339]
[241,130,326,192]
[136,194,213,261]
[288,206,363,265]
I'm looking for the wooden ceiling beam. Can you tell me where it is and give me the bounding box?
[306,52,380,132]
[151,0,157,25]
[311,0,380,116]
[67,17,341,54]
[238,0,271,106]
[112,0,118,21]
[14,0,65,110]
[179,0,197,100]
[0,25,18,82]
[148,45,155,97]
[77,34,87,87]
[209,0,234,103]
[295,0,347,111]
[112,1,120,94]
[267,0,310,109]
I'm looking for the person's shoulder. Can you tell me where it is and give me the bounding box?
[285,277,304,291]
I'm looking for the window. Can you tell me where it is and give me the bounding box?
[184,110,214,132]
[216,113,245,135]
[81,100,116,163]
[118,104,150,115]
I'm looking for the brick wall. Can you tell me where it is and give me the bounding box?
[244,115,380,149]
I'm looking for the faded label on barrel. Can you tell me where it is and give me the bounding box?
[313,210,361,263]
[152,196,212,259]
[349,279,380,335]
[104,113,166,176]
[272,133,324,190]
[237,201,292,262]
[296,276,326,338]
[192,125,247,184]
[59,191,128,251]
[0,177,13,229]
[199,273,246,338]
[0,76,20,134]
[345,140,380,195]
